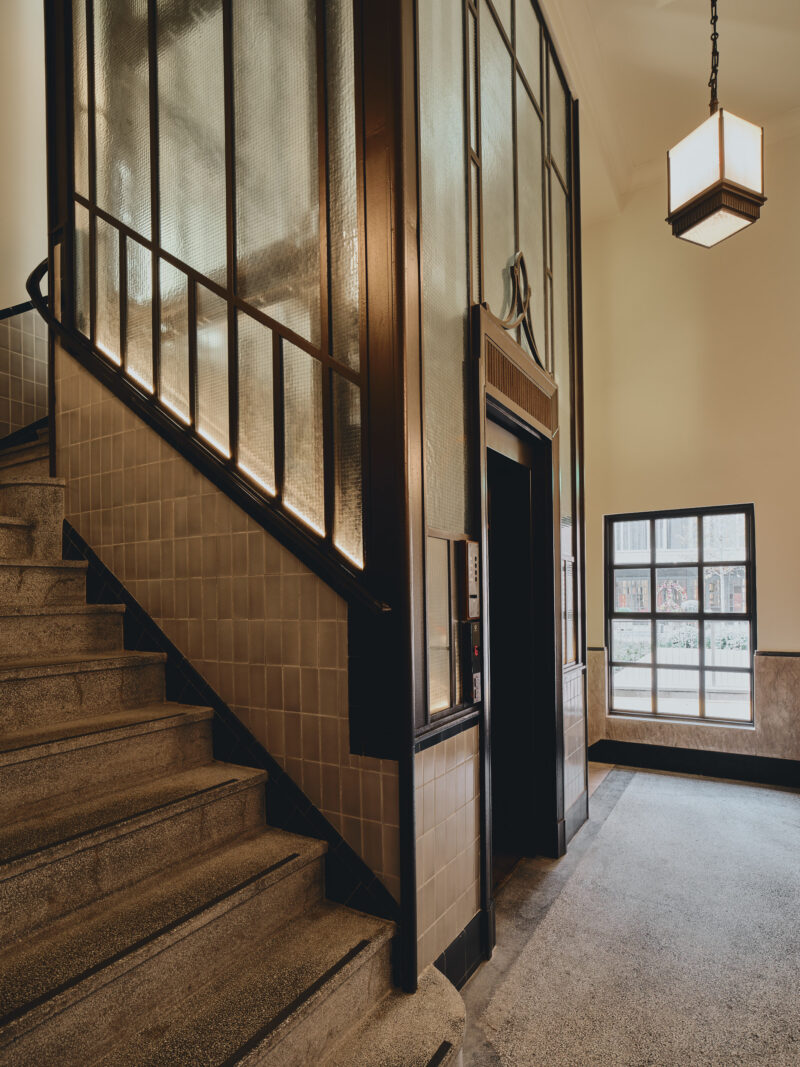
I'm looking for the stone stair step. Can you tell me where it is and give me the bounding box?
[0,827,327,1058]
[0,452,50,481]
[0,477,65,559]
[0,558,87,606]
[0,649,166,732]
[0,762,267,939]
[0,603,125,656]
[0,703,214,820]
[321,966,466,1067]
[0,437,49,463]
[0,516,34,559]
[94,902,394,1067]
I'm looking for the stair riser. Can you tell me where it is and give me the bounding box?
[0,661,165,733]
[0,719,213,820]
[0,483,63,560]
[3,860,325,1064]
[0,457,50,481]
[0,781,266,940]
[0,611,123,656]
[0,526,32,560]
[0,565,86,607]
[260,939,394,1067]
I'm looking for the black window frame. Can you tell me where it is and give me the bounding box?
[604,504,757,725]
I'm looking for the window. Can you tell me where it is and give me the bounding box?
[605,506,755,723]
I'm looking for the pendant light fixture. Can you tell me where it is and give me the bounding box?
[666,0,765,247]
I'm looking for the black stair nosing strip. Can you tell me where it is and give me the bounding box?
[221,938,373,1067]
[0,777,241,868]
[0,851,302,1030]
[0,708,205,756]
[427,1040,454,1067]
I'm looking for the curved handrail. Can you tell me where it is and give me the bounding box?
[27,259,391,617]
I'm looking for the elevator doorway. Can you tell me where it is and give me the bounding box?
[486,412,559,888]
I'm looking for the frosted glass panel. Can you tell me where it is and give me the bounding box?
[548,54,568,182]
[480,0,515,320]
[517,76,545,358]
[655,516,698,563]
[158,0,226,284]
[196,284,229,456]
[491,0,511,37]
[333,374,363,567]
[237,312,275,494]
[703,513,746,561]
[234,1,320,347]
[126,239,153,392]
[73,0,89,198]
[427,537,452,714]
[551,177,572,545]
[669,111,721,213]
[159,259,190,422]
[95,217,121,364]
[722,111,763,194]
[283,343,324,535]
[94,0,150,235]
[327,0,360,370]
[516,0,540,104]
[419,0,470,536]
[705,671,751,721]
[74,203,91,336]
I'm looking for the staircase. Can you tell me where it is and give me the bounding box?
[0,436,465,1065]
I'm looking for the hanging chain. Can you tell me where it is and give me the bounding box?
[708,0,720,113]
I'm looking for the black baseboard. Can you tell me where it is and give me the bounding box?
[589,739,800,790]
[433,911,484,990]
[565,790,588,842]
[62,521,401,927]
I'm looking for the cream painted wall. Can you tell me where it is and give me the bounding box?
[583,131,800,656]
[0,1,47,309]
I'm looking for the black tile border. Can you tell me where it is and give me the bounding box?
[564,790,588,843]
[756,651,800,658]
[0,300,34,322]
[62,521,401,927]
[589,739,800,789]
[414,711,480,753]
[433,911,483,991]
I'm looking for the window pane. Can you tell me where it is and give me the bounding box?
[237,312,275,495]
[614,569,650,613]
[283,342,324,535]
[491,0,511,37]
[74,203,91,337]
[705,671,751,721]
[333,373,364,569]
[656,621,699,666]
[611,620,651,664]
[562,559,576,665]
[126,239,153,392]
[611,665,651,713]
[704,566,747,613]
[613,520,650,565]
[195,284,229,456]
[96,217,121,364]
[159,260,190,422]
[234,0,320,346]
[655,516,698,563]
[73,0,89,199]
[548,54,568,181]
[516,0,540,105]
[655,567,698,613]
[657,668,699,717]
[705,621,750,668]
[517,76,545,359]
[703,512,746,561]
[427,537,451,714]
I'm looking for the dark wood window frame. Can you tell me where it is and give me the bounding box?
[604,504,757,725]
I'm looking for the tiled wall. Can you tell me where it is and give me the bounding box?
[0,305,48,437]
[563,667,587,812]
[415,725,481,971]
[588,647,800,763]
[56,346,401,902]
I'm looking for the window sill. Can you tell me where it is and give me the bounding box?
[608,711,755,731]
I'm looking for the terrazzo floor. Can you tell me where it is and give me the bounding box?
[462,766,800,1066]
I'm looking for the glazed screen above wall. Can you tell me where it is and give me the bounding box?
[70,0,364,570]
[605,505,756,724]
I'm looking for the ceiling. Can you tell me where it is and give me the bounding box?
[539,0,800,225]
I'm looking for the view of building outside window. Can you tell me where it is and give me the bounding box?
[606,508,754,722]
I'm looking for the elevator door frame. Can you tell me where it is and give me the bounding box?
[473,305,565,960]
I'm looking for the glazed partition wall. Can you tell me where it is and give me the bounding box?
[68,0,365,575]
[418,0,583,730]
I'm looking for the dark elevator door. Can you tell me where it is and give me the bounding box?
[487,426,536,888]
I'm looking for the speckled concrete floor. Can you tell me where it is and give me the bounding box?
[462,768,800,1066]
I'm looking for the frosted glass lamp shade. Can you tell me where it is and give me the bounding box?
[667,109,765,247]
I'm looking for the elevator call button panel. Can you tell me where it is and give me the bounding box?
[458,539,481,620]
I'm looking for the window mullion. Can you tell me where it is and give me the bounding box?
[650,517,657,715]
[699,513,706,717]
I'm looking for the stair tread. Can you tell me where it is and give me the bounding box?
[116,901,394,1067]
[0,441,48,460]
[0,761,266,869]
[0,515,33,528]
[0,702,213,758]
[0,648,166,677]
[0,602,125,619]
[0,453,49,470]
[322,966,465,1067]
[0,558,86,570]
[0,475,65,487]
[0,827,326,1028]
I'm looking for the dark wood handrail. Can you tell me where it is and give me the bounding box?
[27,259,391,617]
